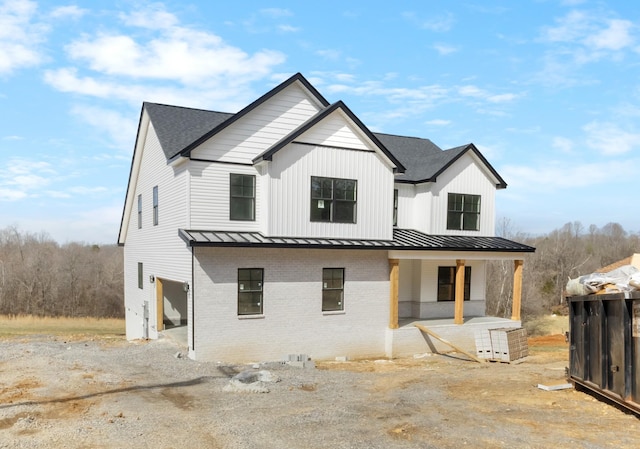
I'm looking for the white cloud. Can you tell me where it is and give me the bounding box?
[585,19,634,51]
[502,159,635,192]
[552,136,574,153]
[259,8,292,19]
[44,4,286,112]
[0,0,46,74]
[425,119,451,126]
[70,105,136,151]
[540,11,636,62]
[583,121,640,155]
[403,11,454,32]
[50,5,87,20]
[0,158,57,200]
[433,43,458,55]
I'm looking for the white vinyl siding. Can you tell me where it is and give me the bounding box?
[123,118,192,340]
[190,83,323,163]
[189,161,262,231]
[266,143,394,240]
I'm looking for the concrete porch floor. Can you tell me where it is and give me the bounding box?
[387,316,522,359]
[161,325,188,347]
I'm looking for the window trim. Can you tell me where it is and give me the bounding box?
[322,268,345,312]
[437,266,471,302]
[230,174,256,221]
[237,268,263,315]
[152,186,158,226]
[310,176,357,224]
[446,193,481,231]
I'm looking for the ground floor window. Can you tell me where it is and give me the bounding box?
[238,268,263,315]
[437,266,471,301]
[137,262,143,289]
[322,268,344,311]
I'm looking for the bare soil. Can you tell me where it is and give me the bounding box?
[0,333,639,449]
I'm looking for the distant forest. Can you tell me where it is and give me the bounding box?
[0,223,638,319]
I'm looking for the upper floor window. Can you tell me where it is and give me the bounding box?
[322,268,344,311]
[152,186,158,226]
[238,268,263,315]
[393,189,398,227]
[230,174,255,221]
[447,193,480,231]
[437,266,471,301]
[310,177,357,223]
[137,194,142,229]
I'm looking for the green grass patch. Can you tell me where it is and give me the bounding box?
[0,315,125,338]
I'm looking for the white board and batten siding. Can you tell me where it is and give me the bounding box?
[124,119,192,340]
[429,153,496,236]
[190,83,322,164]
[266,142,395,240]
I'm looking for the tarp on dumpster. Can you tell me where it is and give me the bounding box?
[566,265,640,296]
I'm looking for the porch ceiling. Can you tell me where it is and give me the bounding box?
[179,228,535,253]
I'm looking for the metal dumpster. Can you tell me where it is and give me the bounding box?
[567,291,640,414]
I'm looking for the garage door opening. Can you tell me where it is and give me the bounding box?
[156,278,188,331]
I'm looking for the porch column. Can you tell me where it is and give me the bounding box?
[389,258,399,329]
[454,259,465,325]
[511,259,523,321]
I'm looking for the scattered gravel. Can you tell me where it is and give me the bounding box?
[1,334,639,448]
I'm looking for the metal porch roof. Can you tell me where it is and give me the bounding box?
[178,228,535,253]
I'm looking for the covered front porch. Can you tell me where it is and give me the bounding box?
[385,250,528,358]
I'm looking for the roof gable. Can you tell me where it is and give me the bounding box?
[391,141,507,188]
[253,101,406,172]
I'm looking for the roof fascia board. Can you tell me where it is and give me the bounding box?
[253,101,406,173]
[117,107,150,245]
[179,73,330,158]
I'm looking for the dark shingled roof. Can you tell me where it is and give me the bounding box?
[142,96,505,186]
[179,228,535,253]
[144,102,233,160]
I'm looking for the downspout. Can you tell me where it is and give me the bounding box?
[191,246,195,352]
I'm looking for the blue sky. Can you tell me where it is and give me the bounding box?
[1,0,638,244]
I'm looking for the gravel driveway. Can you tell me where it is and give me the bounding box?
[1,334,639,448]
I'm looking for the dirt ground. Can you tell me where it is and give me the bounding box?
[1,333,639,449]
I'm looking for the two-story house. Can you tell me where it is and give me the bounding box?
[118,73,534,362]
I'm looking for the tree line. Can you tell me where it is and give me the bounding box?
[0,227,123,318]
[0,222,638,320]
[487,221,640,318]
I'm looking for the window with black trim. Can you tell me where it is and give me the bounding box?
[322,268,344,311]
[238,268,263,315]
[311,177,356,223]
[230,174,255,221]
[447,193,480,231]
[137,262,143,289]
[437,266,471,301]
[152,186,158,226]
[137,194,142,229]
[393,189,398,226]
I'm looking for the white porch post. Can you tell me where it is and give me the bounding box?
[454,259,465,325]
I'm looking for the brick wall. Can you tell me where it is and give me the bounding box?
[192,247,390,362]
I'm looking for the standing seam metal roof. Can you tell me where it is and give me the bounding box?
[178,228,535,252]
